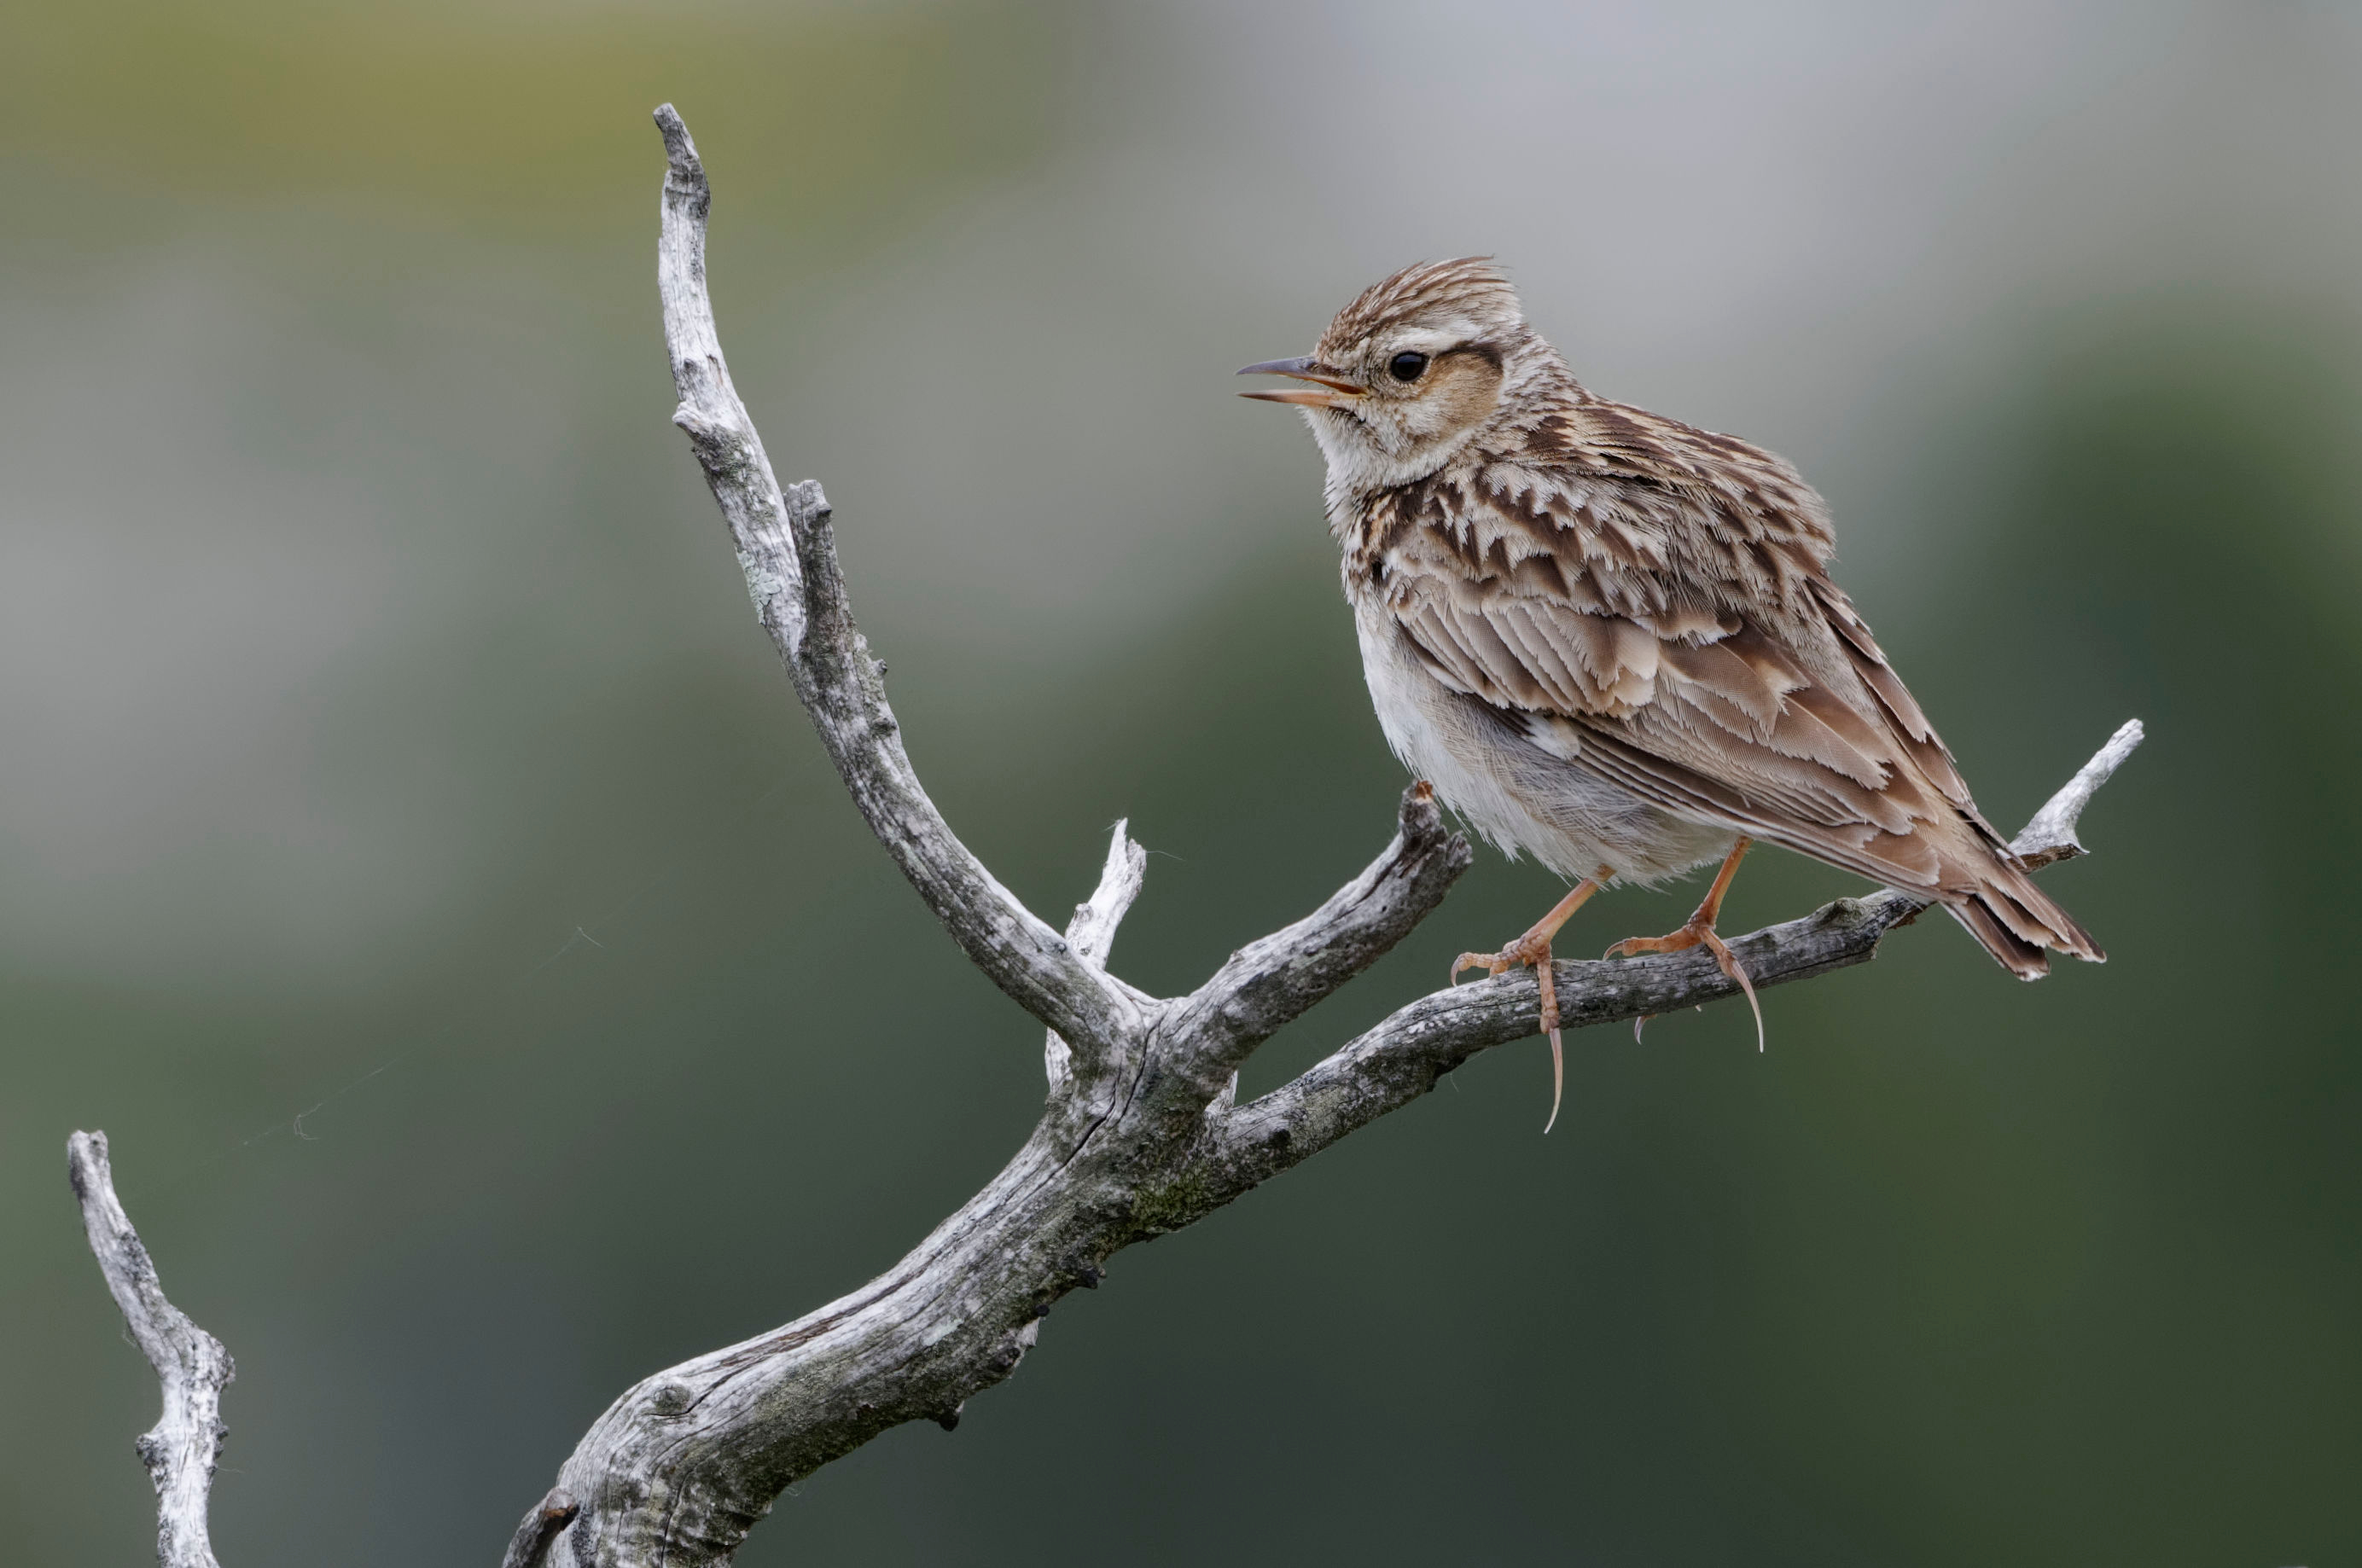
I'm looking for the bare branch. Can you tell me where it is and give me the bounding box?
[544,1110,1132,1565]
[67,1131,234,1568]
[1067,820,1149,972]
[653,103,1141,1053]
[1047,821,1149,1090]
[2010,718,2145,869]
[502,1490,582,1568]
[1206,721,2142,1182]
[1157,784,1472,1111]
[1202,892,1913,1192]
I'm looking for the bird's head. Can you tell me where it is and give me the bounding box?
[1238,257,1543,489]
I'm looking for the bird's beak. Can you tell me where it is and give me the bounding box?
[1236,356,1363,409]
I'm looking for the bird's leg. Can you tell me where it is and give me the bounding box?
[1603,837,1764,1051]
[1450,867,1614,1134]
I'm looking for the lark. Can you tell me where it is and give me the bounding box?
[1240,258,2101,1130]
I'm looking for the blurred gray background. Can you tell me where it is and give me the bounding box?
[5,2,2359,1562]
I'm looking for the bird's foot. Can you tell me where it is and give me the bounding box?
[1448,925,1557,985]
[1448,871,1614,1134]
[1603,918,1765,1052]
[1452,928,1566,1134]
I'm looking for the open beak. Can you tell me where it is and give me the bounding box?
[1236,356,1363,409]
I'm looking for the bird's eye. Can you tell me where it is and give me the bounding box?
[1388,351,1429,383]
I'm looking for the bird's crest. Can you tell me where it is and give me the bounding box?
[1317,258,1523,359]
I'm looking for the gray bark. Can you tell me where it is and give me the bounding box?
[502,1490,583,1568]
[66,1131,236,1568]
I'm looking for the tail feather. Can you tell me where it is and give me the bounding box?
[1946,860,2104,981]
[1946,897,2050,979]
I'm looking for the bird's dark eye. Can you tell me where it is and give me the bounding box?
[1388,351,1429,383]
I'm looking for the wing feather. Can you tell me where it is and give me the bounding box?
[1377,444,2022,899]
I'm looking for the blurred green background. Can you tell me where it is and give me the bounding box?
[4,2,2358,1563]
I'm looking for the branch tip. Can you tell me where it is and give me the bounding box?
[2014,717,2144,868]
[1045,819,1149,1089]
[1161,783,1473,1098]
[653,102,703,185]
[500,1487,582,1568]
[67,1131,233,1568]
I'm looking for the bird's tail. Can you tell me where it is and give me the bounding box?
[1944,861,2104,980]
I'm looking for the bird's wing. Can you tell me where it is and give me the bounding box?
[1391,569,1983,891]
[1370,431,2011,897]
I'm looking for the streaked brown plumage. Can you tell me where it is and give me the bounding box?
[1242,258,2099,1118]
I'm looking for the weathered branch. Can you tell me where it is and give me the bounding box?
[1046,820,1148,1090]
[654,105,1143,1054]
[67,1131,235,1568]
[505,106,2144,1567]
[1204,894,1904,1192]
[2010,717,2144,869]
[1202,717,2148,1188]
[1158,784,1472,1112]
[502,1490,583,1568]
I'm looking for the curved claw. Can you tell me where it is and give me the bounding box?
[1448,942,1567,1131]
[1603,922,1766,1052]
[1452,869,1611,1133]
[1696,926,1766,1053]
[1542,1025,1564,1134]
[1536,955,1562,1132]
[1450,950,1508,986]
[1599,839,1762,1050]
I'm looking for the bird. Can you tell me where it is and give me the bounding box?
[1238,258,2101,1130]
